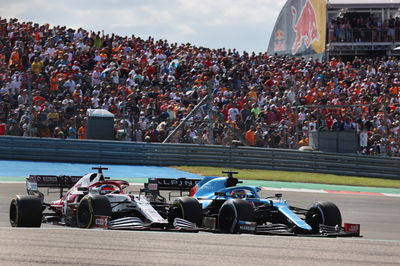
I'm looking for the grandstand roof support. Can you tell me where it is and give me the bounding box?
[121,81,127,138]
[207,80,214,145]
[163,80,246,145]
[162,94,210,143]
[27,71,33,137]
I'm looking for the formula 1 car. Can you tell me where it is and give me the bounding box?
[9,167,199,231]
[153,171,361,237]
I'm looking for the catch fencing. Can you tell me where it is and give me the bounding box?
[0,136,399,179]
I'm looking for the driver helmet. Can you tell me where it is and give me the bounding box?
[98,184,115,195]
[230,189,246,198]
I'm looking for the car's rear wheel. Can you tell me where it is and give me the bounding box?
[305,201,342,233]
[218,199,255,233]
[170,196,202,226]
[76,195,112,228]
[9,195,42,227]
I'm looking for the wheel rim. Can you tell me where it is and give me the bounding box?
[77,202,92,228]
[306,208,322,232]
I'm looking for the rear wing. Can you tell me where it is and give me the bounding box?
[142,178,201,200]
[144,178,200,191]
[27,175,82,189]
[26,175,82,198]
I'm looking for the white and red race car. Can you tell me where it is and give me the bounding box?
[9,167,199,231]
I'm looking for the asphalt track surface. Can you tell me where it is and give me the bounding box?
[1,183,399,265]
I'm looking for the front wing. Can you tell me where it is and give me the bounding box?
[93,216,198,232]
[255,223,360,237]
[199,217,360,237]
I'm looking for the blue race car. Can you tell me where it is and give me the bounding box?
[167,171,360,237]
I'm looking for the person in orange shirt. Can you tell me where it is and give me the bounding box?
[389,85,400,96]
[49,72,59,92]
[247,87,257,103]
[245,126,256,146]
[100,50,108,61]
[78,124,86,139]
[9,49,21,69]
[298,136,309,147]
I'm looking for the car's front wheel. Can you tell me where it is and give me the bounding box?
[305,201,342,233]
[218,199,255,233]
[169,196,202,226]
[76,195,112,228]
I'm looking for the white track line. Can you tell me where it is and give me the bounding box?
[382,193,400,197]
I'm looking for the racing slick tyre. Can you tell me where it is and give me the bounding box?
[9,195,42,227]
[218,199,255,234]
[170,197,202,226]
[77,195,112,228]
[305,201,342,233]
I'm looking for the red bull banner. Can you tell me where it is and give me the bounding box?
[268,0,326,57]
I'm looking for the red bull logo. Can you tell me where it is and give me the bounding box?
[274,29,286,52]
[291,0,320,55]
[275,29,285,41]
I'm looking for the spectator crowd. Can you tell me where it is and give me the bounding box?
[329,13,400,43]
[1,17,400,157]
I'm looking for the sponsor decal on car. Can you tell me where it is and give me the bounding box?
[93,215,109,229]
[26,181,38,191]
[148,183,158,191]
[238,221,257,233]
[344,223,360,236]
[156,178,198,188]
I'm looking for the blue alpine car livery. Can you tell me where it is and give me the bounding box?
[165,171,361,237]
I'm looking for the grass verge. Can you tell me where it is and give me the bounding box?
[172,166,400,189]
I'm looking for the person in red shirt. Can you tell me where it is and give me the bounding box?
[304,91,315,104]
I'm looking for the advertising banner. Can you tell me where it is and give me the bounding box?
[267,0,327,57]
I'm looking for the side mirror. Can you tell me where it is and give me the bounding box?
[275,193,282,198]
[78,187,88,192]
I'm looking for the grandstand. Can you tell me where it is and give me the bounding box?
[268,0,400,58]
[1,14,400,157]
